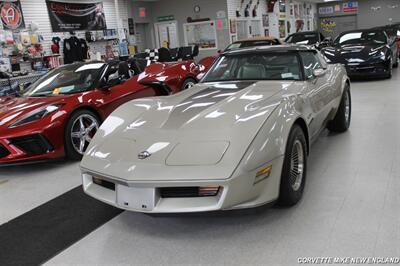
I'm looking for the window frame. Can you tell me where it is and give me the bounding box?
[202,51,305,82]
[298,51,325,80]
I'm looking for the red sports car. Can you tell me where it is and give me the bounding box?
[0,59,203,165]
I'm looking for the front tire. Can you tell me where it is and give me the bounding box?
[327,85,351,132]
[64,109,100,160]
[278,125,307,206]
[181,78,197,91]
[386,58,393,79]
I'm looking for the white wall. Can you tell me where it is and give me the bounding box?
[227,0,317,41]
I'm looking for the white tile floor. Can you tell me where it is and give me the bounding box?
[1,69,399,265]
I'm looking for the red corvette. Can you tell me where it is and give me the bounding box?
[0,59,203,165]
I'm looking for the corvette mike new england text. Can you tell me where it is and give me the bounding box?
[298,257,400,264]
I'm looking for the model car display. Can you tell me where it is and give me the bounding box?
[0,59,203,165]
[321,29,398,79]
[285,31,331,49]
[81,45,351,213]
[199,37,282,72]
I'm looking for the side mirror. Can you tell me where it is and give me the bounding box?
[313,69,326,78]
[217,49,224,54]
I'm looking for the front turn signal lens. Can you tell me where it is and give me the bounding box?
[254,165,272,184]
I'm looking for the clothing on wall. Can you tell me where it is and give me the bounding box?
[51,37,61,54]
[79,38,89,60]
[63,36,88,63]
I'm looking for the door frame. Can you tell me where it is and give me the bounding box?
[154,20,179,48]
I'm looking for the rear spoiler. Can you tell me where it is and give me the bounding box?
[140,81,172,96]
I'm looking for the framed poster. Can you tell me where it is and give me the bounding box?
[262,14,269,27]
[230,19,237,34]
[183,21,217,50]
[128,18,135,35]
[0,0,25,30]
[46,1,107,32]
[279,20,286,38]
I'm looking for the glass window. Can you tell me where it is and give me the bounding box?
[202,53,301,82]
[225,39,280,51]
[300,52,322,79]
[335,30,387,45]
[23,63,105,97]
[286,33,319,45]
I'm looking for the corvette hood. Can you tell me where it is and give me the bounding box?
[0,96,66,128]
[82,81,299,181]
[323,44,388,64]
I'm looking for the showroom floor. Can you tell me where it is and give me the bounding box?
[1,69,399,266]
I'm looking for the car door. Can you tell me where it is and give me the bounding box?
[299,51,333,139]
[93,62,158,117]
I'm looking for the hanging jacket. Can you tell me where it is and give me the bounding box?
[63,36,82,64]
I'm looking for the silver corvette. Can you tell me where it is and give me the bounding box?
[81,45,351,213]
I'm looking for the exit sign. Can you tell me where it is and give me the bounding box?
[139,7,146,18]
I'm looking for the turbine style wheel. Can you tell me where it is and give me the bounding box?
[278,124,307,206]
[65,110,100,160]
[289,140,305,192]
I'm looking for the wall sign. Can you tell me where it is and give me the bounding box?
[0,0,25,30]
[343,2,358,13]
[46,1,106,32]
[319,6,334,15]
[139,7,146,18]
[157,15,175,22]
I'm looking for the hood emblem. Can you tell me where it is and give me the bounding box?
[138,151,151,160]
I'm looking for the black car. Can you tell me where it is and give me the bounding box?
[321,29,398,79]
[285,31,331,49]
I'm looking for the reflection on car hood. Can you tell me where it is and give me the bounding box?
[0,95,66,127]
[81,80,302,181]
[323,44,388,64]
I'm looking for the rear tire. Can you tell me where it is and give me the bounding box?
[278,125,307,207]
[327,85,351,133]
[64,109,100,160]
[393,56,399,68]
[181,78,197,91]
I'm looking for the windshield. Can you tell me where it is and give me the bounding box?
[225,39,280,51]
[23,63,105,97]
[202,53,301,82]
[286,33,319,45]
[335,31,387,46]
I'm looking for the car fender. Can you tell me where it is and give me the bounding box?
[236,99,308,175]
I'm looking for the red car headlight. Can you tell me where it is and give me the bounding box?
[9,104,63,128]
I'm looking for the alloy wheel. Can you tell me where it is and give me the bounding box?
[184,81,195,90]
[70,114,99,155]
[289,140,305,191]
[344,90,351,126]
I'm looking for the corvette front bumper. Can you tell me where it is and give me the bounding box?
[0,120,65,165]
[81,156,284,213]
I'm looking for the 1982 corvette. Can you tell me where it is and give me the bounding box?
[81,46,351,213]
[0,59,203,165]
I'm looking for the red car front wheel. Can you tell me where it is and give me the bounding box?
[65,109,100,160]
